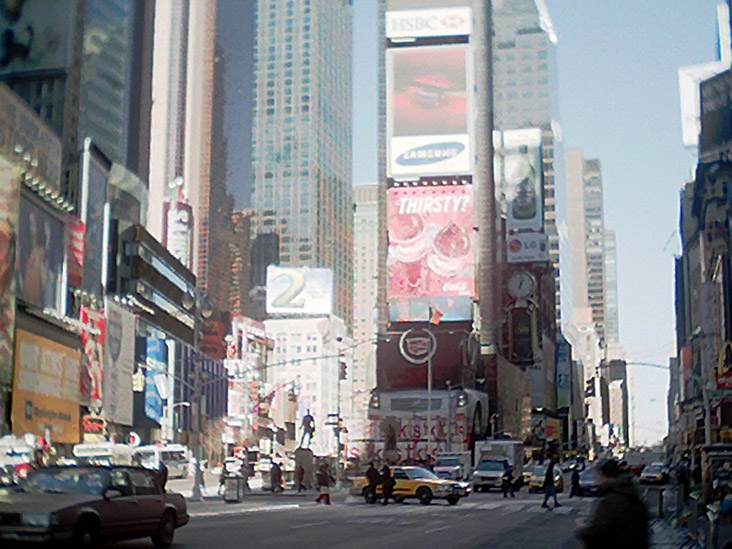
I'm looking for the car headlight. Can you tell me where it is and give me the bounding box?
[456,390,469,408]
[368,392,380,409]
[433,485,449,493]
[23,513,53,527]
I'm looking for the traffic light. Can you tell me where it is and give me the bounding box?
[339,360,347,380]
[585,378,595,398]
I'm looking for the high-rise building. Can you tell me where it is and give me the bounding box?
[565,149,607,343]
[351,184,379,447]
[604,230,620,345]
[251,0,353,327]
[492,0,561,324]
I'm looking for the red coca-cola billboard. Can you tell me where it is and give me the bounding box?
[387,185,474,321]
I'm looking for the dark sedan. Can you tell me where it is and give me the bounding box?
[0,465,188,547]
[578,468,602,496]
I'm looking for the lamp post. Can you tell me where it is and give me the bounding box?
[181,287,213,502]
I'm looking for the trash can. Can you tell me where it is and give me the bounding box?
[224,475,244,503]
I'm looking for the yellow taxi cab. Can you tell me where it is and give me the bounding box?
[527,463,564,493]
[358,466,469,505]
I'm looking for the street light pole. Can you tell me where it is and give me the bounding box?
[427,352,432,461]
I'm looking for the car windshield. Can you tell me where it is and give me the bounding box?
[436,458,460,467]
[478,460,505,472]
[408,468,439,480]
[580,469,597,481]
[21,468,109,495]
[643,466,662,474]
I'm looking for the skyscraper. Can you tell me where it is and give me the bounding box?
[251,0,354,326]
[492,0,561,323]
[604,229,620,345]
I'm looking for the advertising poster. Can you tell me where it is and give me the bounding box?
[201,318,226,360]
[556,337,571,409]
[387,185,474,321]
[0,156,19,384]
[386,7,472,40]
[0,0,76,75]
[494,129,544,232]
[66,215,85,288]
[266,266,334,315]
[163,200,193,269]
[12,330,81,443]
[16,195,64,312]
[80,305,105,409]
[387,45,472,178]
[145,332,166,424]
[80,140,109,297]
[103,298,134,425]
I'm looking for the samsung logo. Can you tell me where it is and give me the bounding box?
[396,142,465,166]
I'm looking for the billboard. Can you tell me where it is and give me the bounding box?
[386,7,472,40]
[163,200,193,269]
[0,156,19,385]
[103,299,134,425]
[387,45,472,178]
[494,129,544,232]
[79,306,105,410]
[145,331,166,424]
[0,84,63,192]
[16,195,64,312]
[266,266,333,315]
[12,330,81,443]
[387,185,474,321]
[0,0,77,75]
[506,232,549,263]
[66,215,84,288]
[556,337,571,409]
[80,140,109,297]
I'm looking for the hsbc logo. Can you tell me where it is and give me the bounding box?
[386,8,472,39]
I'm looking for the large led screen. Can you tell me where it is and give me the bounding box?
[387,45,472,178]
[387,185,474,321]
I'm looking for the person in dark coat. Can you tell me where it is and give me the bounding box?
[576,459,650,549]
[314,463,334,504]
[297,465,306,492]
[155,460,168,492]
[365,462,379,502]
[569,466,581,498]
[541,459,561,508]
[270,462,283,493]
[502,462,515,498]
[381,464,395,505]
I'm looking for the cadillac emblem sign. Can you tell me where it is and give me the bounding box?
[399,328,437,364]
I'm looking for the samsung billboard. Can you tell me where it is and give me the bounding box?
[386,44,473,179]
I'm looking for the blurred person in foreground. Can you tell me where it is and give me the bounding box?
[576,458,649,548]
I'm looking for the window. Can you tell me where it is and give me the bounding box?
[129,469,161,495]
[110,470,132,496]
[393,469,408,479]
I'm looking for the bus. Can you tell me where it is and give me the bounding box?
[134,444,190,478]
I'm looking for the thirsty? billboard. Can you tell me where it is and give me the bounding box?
[387,185,474,321]
[387,45,472,179]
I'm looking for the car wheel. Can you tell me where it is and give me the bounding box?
[363,488,377,504]
[394,496,405,504]
[72,516,99,548]
[151,510,176,548]
[447,496,460,506]
[417,487,433,505]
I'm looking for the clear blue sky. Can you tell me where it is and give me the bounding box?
[351,0,724,445]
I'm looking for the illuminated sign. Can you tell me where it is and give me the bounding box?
[386,7,472,39]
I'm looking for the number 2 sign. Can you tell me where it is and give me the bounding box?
[265,266,334,315]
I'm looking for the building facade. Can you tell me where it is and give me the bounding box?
[251,0,354,327]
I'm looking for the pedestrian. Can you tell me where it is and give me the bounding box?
[381,464,395,506]
[502,462,515,498]
[270,461,283,493]
[365,462,379,503]
[541,458,561,509]
[154,460,169,492]
[677,463,690,502]
[576,458,650,548]
[314,463,334,504]
[297,465,306,492]
[569,466,581,498]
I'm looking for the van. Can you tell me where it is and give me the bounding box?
[134,444,190,478]
[72,442,136,466]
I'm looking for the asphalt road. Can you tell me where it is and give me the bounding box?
[109,488,594,549]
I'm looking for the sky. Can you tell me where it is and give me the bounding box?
[351,1,724,446]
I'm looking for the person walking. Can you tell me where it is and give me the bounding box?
[155,460,169,492]
[541,459,561,509]
[365,462,379,503]
[569,466,581,498]
[315,463,335,504]
[381,464,395,506]
[502,462,516,498]
[270,462,283,493]
[576,458,650,548]
[297,465,306,493]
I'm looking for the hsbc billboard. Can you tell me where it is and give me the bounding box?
[386,7,472,40]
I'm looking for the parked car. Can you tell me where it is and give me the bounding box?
[640,464,669,485]
[0,466,188,547]
[528,463,564,493]
[578,468,602,496]
[358,466,469,505]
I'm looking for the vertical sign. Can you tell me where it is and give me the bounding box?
[80,305,105,410]
[66,215,85,288]
[80,139,109,297]
[103,298,135,425]
[556,337,571,409]
[0,156,19,385]
[145,331,166,424]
